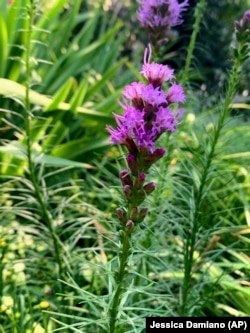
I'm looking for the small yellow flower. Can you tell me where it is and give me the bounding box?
[39,301,50,310]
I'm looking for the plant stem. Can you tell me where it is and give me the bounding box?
[109,230,131,333]
[180,42,243,316]
[0,246,7,308]
[181,0,206,86]
[23,2,63,278]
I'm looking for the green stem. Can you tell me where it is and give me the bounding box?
[0,246,7,308]
[23,2,63,278]
[181,0,206,86]
[180,45,242,316]
[109,230,131,333]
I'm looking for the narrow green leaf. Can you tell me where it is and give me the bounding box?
[76,10,100,49]
[42,120,68,151]
[69,79,88,113]
[52,138,110,159]
[45,78,75,111]
[0,14,8,76]
[30,117,53,142]
[42,22,123,92]
[6,0,22,47]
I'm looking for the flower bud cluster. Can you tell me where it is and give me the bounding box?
[115,169,154,230]
[234,10,250,42]
[233,11,250,62]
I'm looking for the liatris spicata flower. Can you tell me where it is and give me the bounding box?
[234,10,250,38]
[107,44,185,229]
[137,0,189,46]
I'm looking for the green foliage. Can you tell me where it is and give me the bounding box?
[0,0,250,332]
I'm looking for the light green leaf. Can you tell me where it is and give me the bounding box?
[230,103,250,110]
[222,152,250,159]
[0,78,112,121]
[0,142,94,169]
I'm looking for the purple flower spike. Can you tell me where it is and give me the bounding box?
[137,0,189,45]
[106,44,185,228]
[137,0,189,28]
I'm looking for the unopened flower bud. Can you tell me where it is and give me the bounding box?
[235,10,250,35]
[143,182,156,195]
[123,185,133,201]
[234,11,250,51]
[119,170,133,187]
[131,206,139,220]
[138,207,148,222]
[127,154,139,176]
[131,206,148,222]
[126,220,134,229]
[116,208,127,224]
[144,148,166,168]
[135,172,146,189]
[125,138,139,155]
